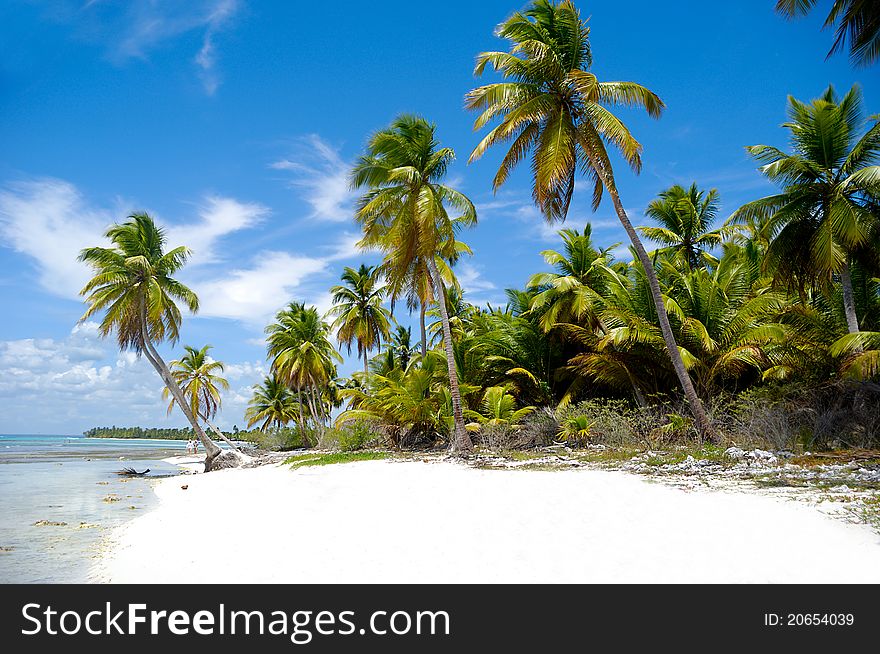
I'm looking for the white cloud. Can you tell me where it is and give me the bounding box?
[45,0,242,95]
[165,196,268,265]
[455,262,505,306]
[0,179,111,297]
[194,251,329,324]
[269,135,355,222]
[0,178,270,301]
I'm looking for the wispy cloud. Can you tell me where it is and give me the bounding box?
[194,251,329,325]
[165,196,268,266]
[0,179,112,297]
[0,178,269,299]
[269,135,355,222]
[46,0,242,94]
[455,261,505,306]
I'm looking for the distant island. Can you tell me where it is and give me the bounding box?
[84,426,256,441]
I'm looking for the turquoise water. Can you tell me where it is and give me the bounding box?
[0,434,188,583]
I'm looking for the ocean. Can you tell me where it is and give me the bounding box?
[0,434,189,583]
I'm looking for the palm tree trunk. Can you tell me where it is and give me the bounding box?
[601,176,716,442]
[426,257,472,453]
[364,352,369,376]
[137,301,222,467]
[140,333,222,466]
[840,258,860,334]
[200,413,241,451]
[305,384,322,445]
[296,387,306,445]
[419,303,428,357]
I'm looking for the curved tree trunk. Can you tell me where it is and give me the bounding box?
[426,257,472,454]
[201,414,241,451]
[136,298,222,469]
[139,329,222,469]
[601,176,716,442]
[419,303,428,357]
[840,258,861,334]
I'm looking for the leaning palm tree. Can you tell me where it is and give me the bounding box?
[78,213,227,470]
[775,0,880,67]
[328,264,393,375]
[640,183,727,270]
[351,114,478,453]
[466,0,714,439]
[245,375,300,432]
[163,345,241,451]
[730,84,880,334]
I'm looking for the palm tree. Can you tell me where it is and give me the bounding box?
[350,114,478,453]
[390,325,414,370]
[328,264,393,375]
[78,213,225,469]
[775,0,880,67]
[527,226,616,332]
[466,0,715,439]
[464,386,535,429]
[163,344,240,451]
[730,84,880,334]
[245,375,300,432]
[266,303,341,445]
[640,183,727,270]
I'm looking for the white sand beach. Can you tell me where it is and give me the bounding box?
[95,460,880,584]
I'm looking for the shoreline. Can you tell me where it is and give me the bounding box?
[93,458,880,584]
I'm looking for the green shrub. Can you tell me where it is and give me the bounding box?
[317,420,377,451]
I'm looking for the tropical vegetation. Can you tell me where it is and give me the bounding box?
[78,0,880,467]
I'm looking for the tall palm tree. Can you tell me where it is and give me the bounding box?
[78,213,225,469]
[351,114,478,453]
[328,264,393,375]
[245,375,300,432]
[730,84,880,334]
[465,0,715,439]
[266,303,341,445]
[775,0,880,67]
[163,344,240,451]
[640,183,727,270]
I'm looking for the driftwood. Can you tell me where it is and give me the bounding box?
[116,467,150,476]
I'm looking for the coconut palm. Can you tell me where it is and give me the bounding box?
[266,303,342,445]
[328,264,393,375]
[390,325,414,370]
[466,0,715,439]
[78,213,225,469]
[730,84,880,334]
[162,344,242,450]
[467,308,558,406]
[527,226,616,332]
[337,352,456,448]
[350,114,478,453]
[775,0,880,67]
[464,386,535,429]
[245,375,300,432]
[640,183,727,270]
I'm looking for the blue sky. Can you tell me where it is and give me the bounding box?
[0,0,876,433]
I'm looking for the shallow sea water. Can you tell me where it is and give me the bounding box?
[0,434,187,583]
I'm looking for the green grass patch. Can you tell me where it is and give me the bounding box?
[285,450,390,469]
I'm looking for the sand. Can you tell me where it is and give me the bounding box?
[94,460,880,583]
